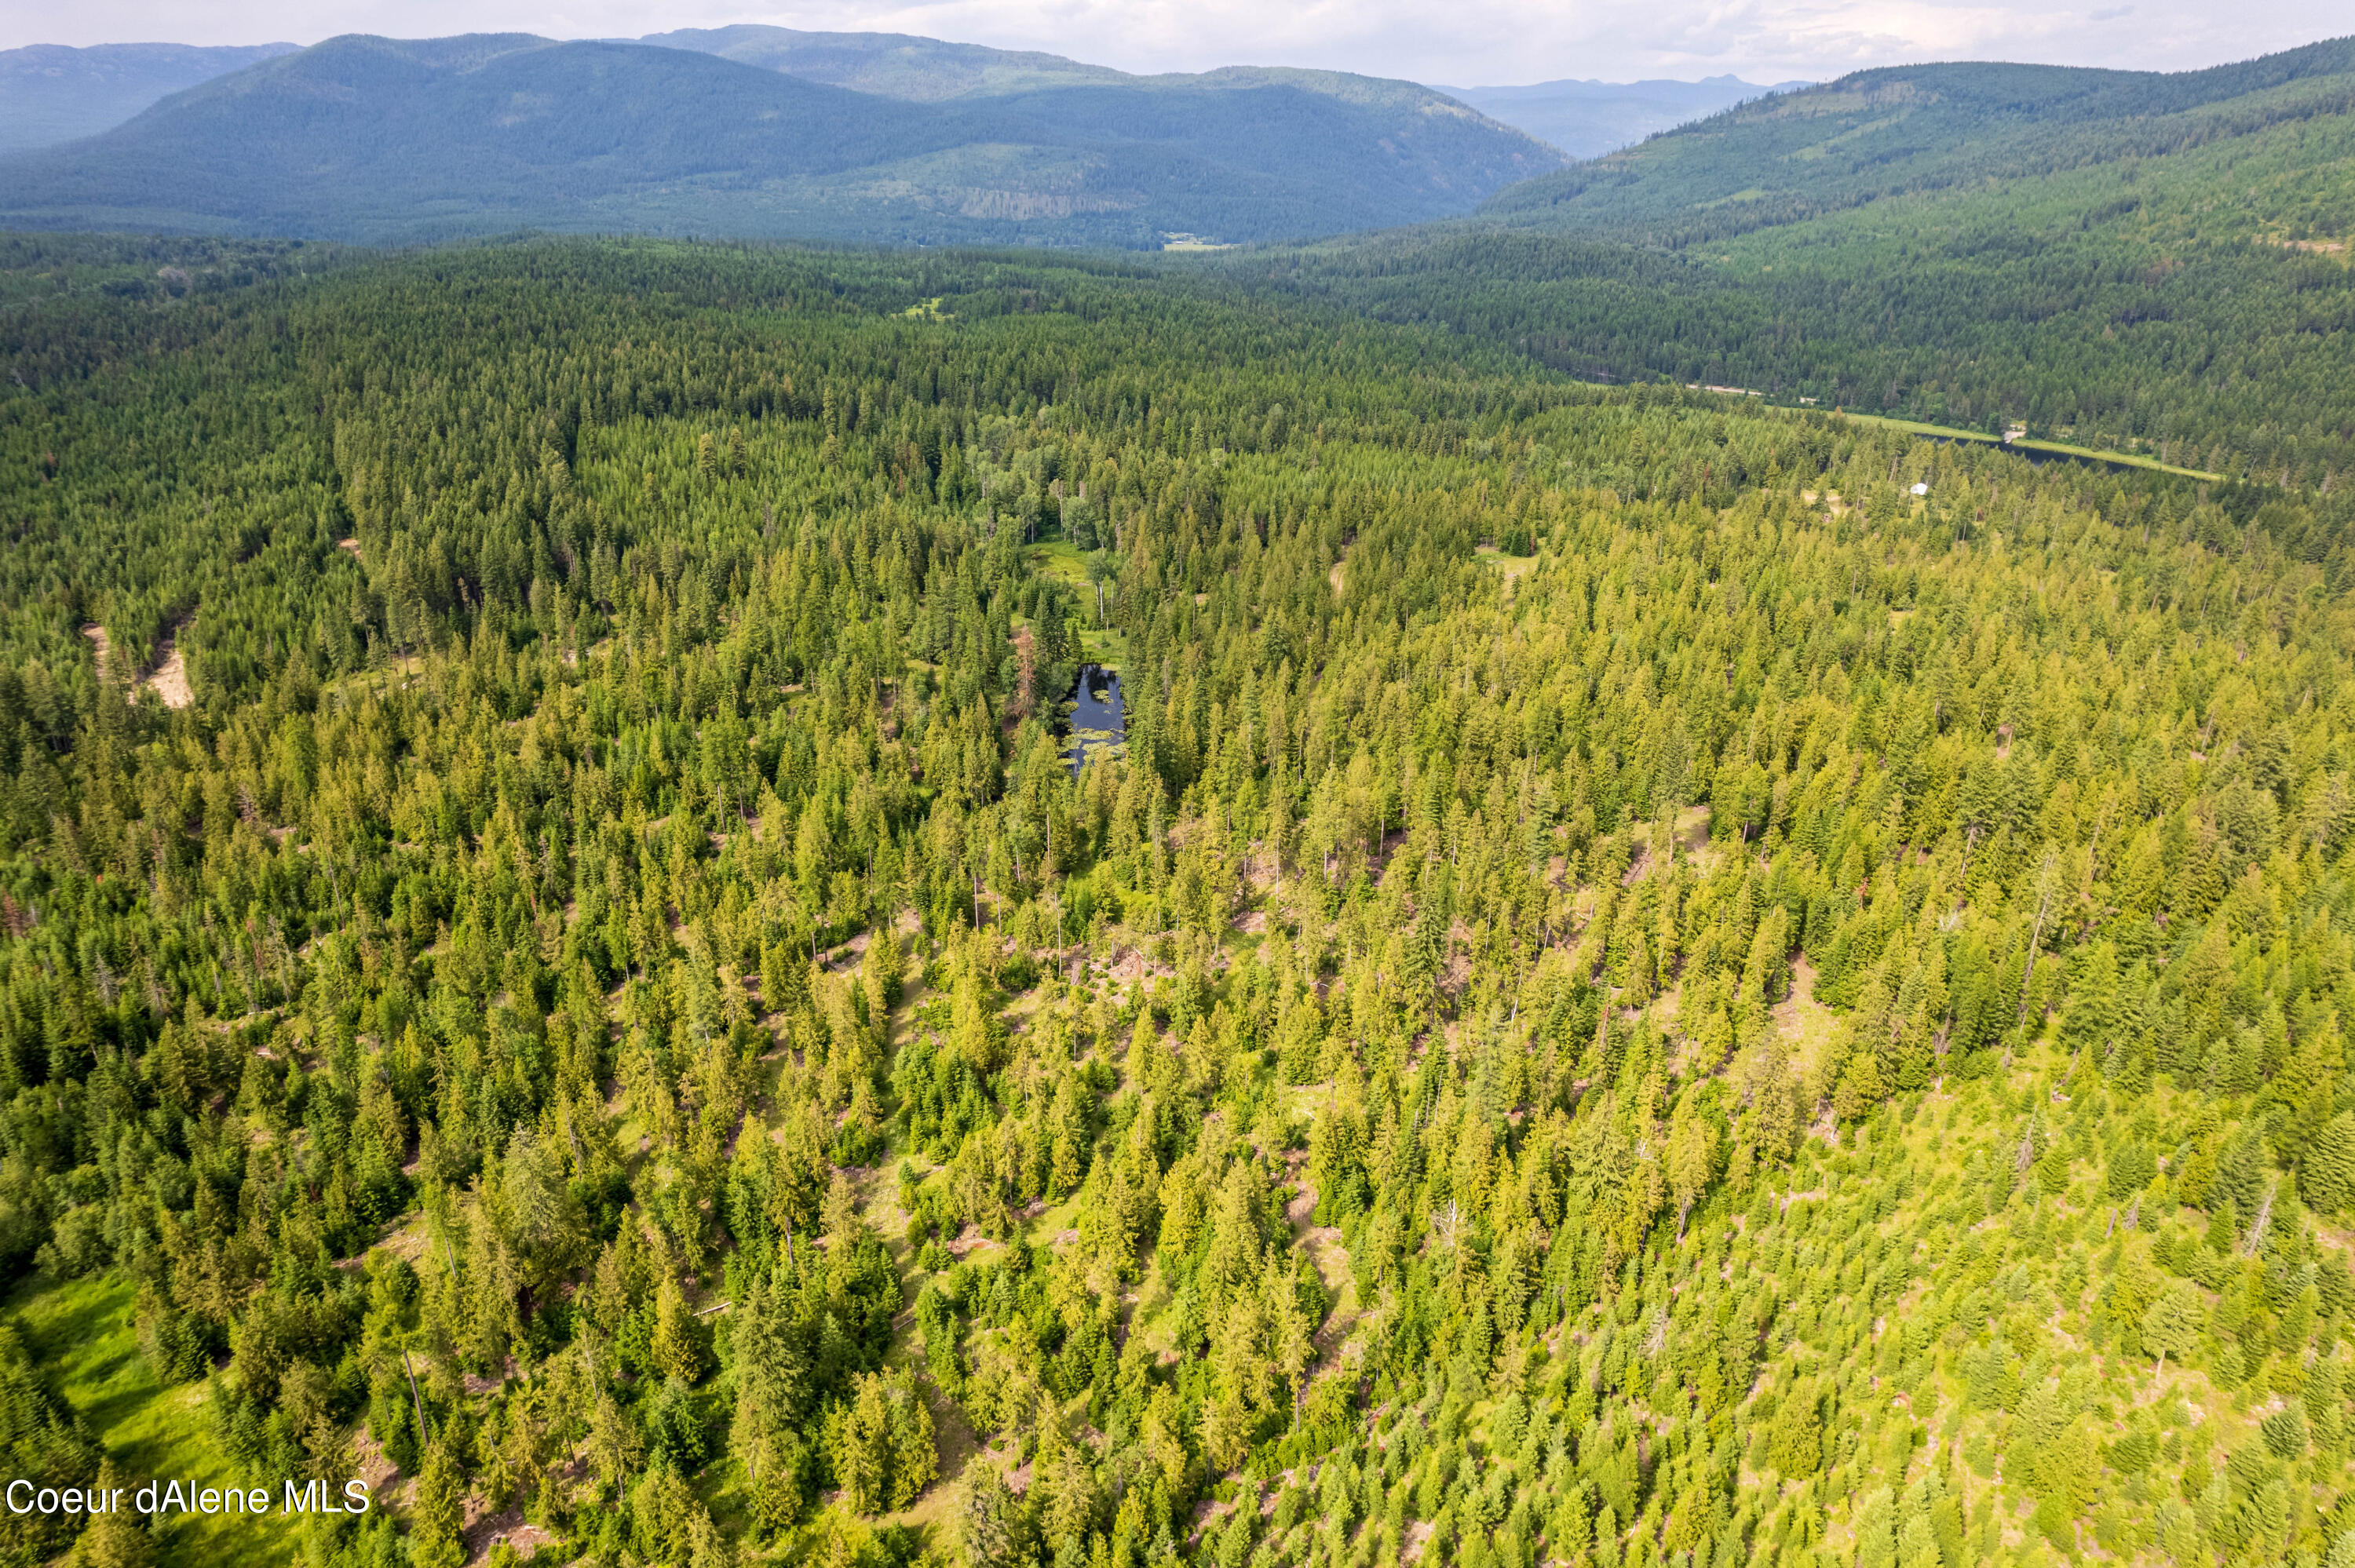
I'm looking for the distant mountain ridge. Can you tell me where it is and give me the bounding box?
[0,30,1814,169]
[0,42,299,155]
[1479,36,2355,242]
[0,32,1565,246]
[1436,75,1812,159]
[637,24,1132,100]
[1236,33,2355,481]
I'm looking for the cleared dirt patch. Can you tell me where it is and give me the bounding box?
[1775,955,1841,1088]
[84,618,193,709]
[146,637,192,709]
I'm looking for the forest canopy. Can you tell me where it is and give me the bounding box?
[1240,37,2355,488]
[2,234,2355,1568]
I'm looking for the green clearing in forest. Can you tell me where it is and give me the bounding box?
[5,1273,298,1568]
[1827,410,2224,480]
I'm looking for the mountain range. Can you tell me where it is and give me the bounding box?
[0,30,1565,246]
[0,31,1798,169]
[0,42,299,155]
[1,27,2350,265]
[634,24,1134,100]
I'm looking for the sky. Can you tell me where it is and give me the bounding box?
[5,0,2341,86]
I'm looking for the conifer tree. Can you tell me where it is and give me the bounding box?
[72,1464,152,1568]
[1766,1382,1822,1477]
[652,1278,707,1383]
[2309,1114,2355,1216]
[951,1461,1020,1568]
[411,1436,468,1568]
[2141,1282,2205,1375]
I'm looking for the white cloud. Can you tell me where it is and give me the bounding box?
[9,0,2340,85]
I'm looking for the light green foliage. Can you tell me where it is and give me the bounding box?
[2141,1278,2206,1363]
[0,235,2351,1568]
[1272,41,2355,486]
[823,1369,935,1515]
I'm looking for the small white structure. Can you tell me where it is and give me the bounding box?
[1910,482,1930,496]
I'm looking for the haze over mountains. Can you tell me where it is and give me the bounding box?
[637,25,1134,100]
[0,29,1798,169]
[0,25,2349,261]
[1439,76,1809,159]
[0,42,299,155]
[0,29,1568,246]
[639,31,1802,159]
[0,27,1815,246]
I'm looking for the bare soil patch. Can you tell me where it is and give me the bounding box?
[84,619,193,708]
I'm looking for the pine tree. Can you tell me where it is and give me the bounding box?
[828,1375,892,1515]
[2141,1282,2205,1373]
[589,1386,644,1493]
[412,1435,468,1568]
[952,1460,1019,1568]
[2107,1143,2157,1200]
[951,961,1008,1074]
[73,1463,152,1568]
[885,1371,938,1508]
[2060,941,2122,1059]
[1766,1381,1822,1476]
[632,1460,703,1568]
[652,1278,707,1383]
[730,1271,809,1502]
[2308,1113,2355,1215]
[1667,1092,1722,1237]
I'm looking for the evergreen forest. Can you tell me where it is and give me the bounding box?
[4,231,2355,1568]
[1254,38,2355,487]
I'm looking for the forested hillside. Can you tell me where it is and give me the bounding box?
[13,26,2353,493]
[634,27,1135,100]
[0,35,1561,249]
[0,43,301,155]
[5,235,2355,1568]
[1245,36,2355,487]
[1481,39,2355,244]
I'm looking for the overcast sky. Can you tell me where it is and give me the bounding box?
[10,0,2342,86]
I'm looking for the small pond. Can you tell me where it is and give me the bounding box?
[1061,663,1125,774]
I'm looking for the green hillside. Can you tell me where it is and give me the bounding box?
[648,25,1523,125]
[5,232,2355,1568]
[1481,38,2355,245]
[0,34,1562,248]
[1238,35,2355,486]
[0,36,970,244]
[640,24,1132,100]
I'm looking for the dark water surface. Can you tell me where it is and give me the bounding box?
[1062,663,1124,773]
